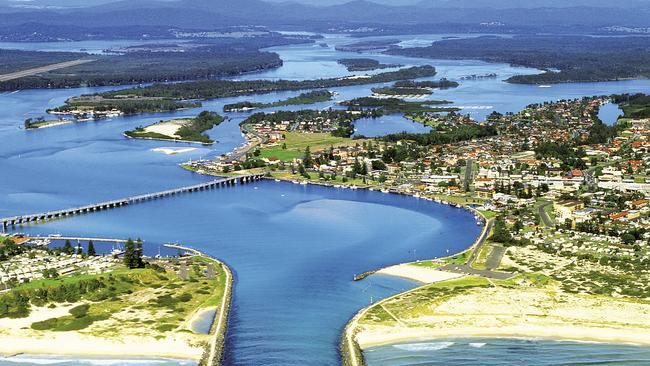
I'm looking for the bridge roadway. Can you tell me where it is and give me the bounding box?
[1,174,264,230]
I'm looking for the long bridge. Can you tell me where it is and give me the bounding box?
[1,174,265,230]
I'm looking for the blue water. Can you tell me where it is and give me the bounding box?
[365,339,650,365]
[598,102,624,126]
[2,33,650,365]
[353,115,431,137]
[14,181,480,365]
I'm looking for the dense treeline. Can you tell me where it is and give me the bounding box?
[388,35,650,84]
[393,79,459,89]
[534,141,588,170]
[337,58,401,71]
[612,93,650,118]
[0,49,87,74]
[176,111,225,143]
[223,91,333,112]
[101,66,437,100]
[382,124,497,145]
[50,98,200,115]
[0,47,282,91]
[341,97,456,113]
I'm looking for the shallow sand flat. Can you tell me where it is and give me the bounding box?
[376,264,463,283]
[152,147,198,155]
[356,286,650,348]
[145,119,191,138]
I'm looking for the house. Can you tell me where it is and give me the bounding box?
[554,200,585,222]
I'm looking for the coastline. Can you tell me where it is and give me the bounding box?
[357,325,650,349]
[200,255,233,366]
[351,281,650,361]
[0,246,235,364]
[123,133,214,145]
[0,332,204,361]
[375,264,463,284]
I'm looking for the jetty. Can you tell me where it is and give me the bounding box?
[1,174,264,230]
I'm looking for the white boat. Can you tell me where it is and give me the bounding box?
[299,181,308,185]
[274,179,281,182]
[539,85,551,88]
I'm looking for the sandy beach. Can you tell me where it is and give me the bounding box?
[376,264,463,283]
[145,119,190,138]
[355,285,650,349]
[0,304,205,360]
[0,332,204,360]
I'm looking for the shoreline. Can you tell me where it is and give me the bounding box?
[123,133,214,145]
[0,245,234,364]
[0,333,204,361]
[357,324,650,349]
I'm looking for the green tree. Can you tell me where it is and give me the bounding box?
[62,240,73,255]
[87,241,96,256]
[303,146,313,168]
[124,239,136,268]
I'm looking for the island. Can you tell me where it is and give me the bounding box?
[0,236,233,364]
[49,66,437,117]
[387,35,650,84]
[223,90,334,112]
[371,79,459,98]
[335,39,401,53]
[341,97,458,114]
[124,111,225,144]
[337,58,402,72]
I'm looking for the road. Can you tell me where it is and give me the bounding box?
[463,158,473,192]
[439,219,514,280]
[485,245,506,270]
[538,201,554,227]
[224,123,267,163]
[0,59,95,82]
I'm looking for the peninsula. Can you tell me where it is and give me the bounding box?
[124,111,225,144]
[0,237,233,364]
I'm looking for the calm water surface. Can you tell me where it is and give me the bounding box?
[598,102,624,125]
[2,33,650,365]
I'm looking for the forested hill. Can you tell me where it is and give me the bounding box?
[0,34,318,90]
[387,35,650,84]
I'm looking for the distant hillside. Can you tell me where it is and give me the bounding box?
[1,0,650,33]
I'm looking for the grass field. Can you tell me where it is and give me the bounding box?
[259,132,364,161]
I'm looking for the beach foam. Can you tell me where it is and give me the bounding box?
[393,341,454,352]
